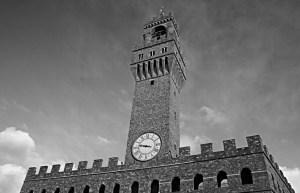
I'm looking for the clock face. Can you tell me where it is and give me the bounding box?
[132,133,161,161]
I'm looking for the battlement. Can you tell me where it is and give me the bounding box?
[263,145,295,193]
[25,135,266,181]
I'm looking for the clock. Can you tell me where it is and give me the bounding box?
[132,132,161,161]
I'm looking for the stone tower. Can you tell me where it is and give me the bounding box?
[20,11,295,193]
[125,11,186,164]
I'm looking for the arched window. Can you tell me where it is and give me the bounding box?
[83,185,90,193]
[159,58,163,73]
[151,180,159,193]
[113,183,120,193]
[54,188,60,193]
[29,190,34,193]
[41,189,46,193]
[165,57,169,72]
[194,174,204,190]
[217,171,228,188]
[152,26,167,40]
[68,187,75,193]
[137,64,141,79]
[131,181,139,193]
[153,60,158,75]
[148,61,152,77]
[241,168,253,185]
[171,176,180,192]
[99,184,105,193]
[142,63,146,78]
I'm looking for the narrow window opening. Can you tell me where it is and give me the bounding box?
[153,60,158,75]
[29,190,34,193]
[138,54,143,60]
[68,187,75,193]
[174,112,177,120]
[83,186,90,193]
[194,174,204,190]
[241,168,253,185]
[54,188,60,193]
[171,177,180,192]
[113,183,120,193]
[148,61,152,77]
[41,189,46,193]
[159,58,163,73]
[131,181,139,193]
[151,180,159,193]
[150,80,155,85]
[137,64,141,79]
[142,63,146,78]
[99,184,105,193]
[217,171,228,188]
[165,57,169,72]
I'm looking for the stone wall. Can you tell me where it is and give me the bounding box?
[21,135,294,193]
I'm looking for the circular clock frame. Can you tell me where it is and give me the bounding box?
[131,132,161,161]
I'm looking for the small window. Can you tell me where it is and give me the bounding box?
[241,168,253,185]
[194,174,204,190]
[83,186,90,193]
[131,181,139,193]
[41,189,46,193]
[174,112,176,120]
[171,177,180,192]
[29,191,34,193]
[151,180,159,193]
[138,54,143,60]
[99,184,105,193]
[150,80,155,85]
[162,47,168,53]
[113,183,120,193]
[150,51,155,57]
[54,188,60,193]
[68,187,75,193]
[217,171,228,188]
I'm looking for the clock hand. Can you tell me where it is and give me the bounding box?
[139,144,152,148]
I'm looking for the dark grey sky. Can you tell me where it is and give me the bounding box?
[0,1,299,191]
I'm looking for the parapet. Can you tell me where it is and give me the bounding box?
[24,135,266,181]
[263,145,294,193]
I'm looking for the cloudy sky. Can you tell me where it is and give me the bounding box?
[0,0,299,192]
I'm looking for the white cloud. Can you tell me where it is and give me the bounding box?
[97,135,111,144]
[0,164,26,193]
[181,135,211,154]
[0,127,36,164]
[0,127,46,193]
[199,106,228,125]
[280,166,300,193]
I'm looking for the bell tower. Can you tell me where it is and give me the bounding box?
[125,10,187,165]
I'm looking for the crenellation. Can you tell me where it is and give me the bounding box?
[50,164,60,173]
[223,139,236,156]
[200,143,213,155]
[25,167,37,179]
[92,159,103,170]
[108,157,119,168]
[179,146,190,156]
[38,166,48,177]
[274,162,279,170]
[78,161,88,171]
[263,145,269,156]
[246,135,264,153]
[64,163,74,173]
[269,154,274,163]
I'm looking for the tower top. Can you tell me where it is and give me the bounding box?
[143,9,178,32]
